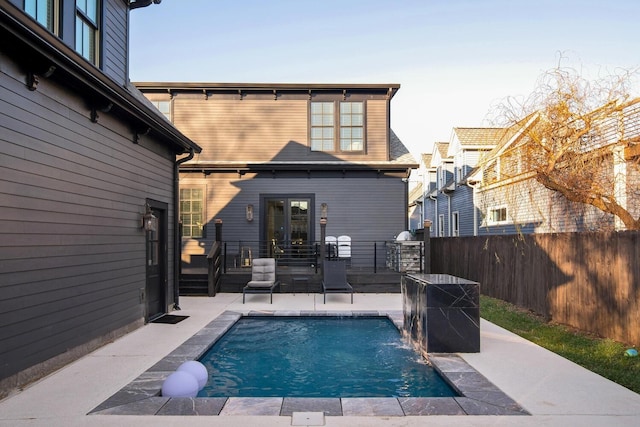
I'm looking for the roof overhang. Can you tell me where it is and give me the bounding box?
[135,82,401,100]
[0,2,201,154]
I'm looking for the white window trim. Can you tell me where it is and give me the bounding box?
[452,211,460,236]
[487,205,509,225]
[438,214,445,237]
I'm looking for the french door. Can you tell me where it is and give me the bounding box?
[264,196,313,262]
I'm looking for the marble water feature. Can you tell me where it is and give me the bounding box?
[401,274,480,355]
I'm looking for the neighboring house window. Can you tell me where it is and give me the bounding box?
[488,206,508,224]
[438,214,445,237]
[180,188,204,238]
[75,0,99,65]
[452,211,460,236]
[339,102,364,151]
[24,0,57,32]
[310,101,365,152]
[151,100,171,122]
[310,102,334,151]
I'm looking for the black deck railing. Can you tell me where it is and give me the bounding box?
[209,240,424,274]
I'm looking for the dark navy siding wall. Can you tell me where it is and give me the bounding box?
[0,52,175,383]
[180,171,407,264]
[449,185,475,236]
[102,0,128,85]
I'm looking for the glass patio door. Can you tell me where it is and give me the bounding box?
[265,197,311,261]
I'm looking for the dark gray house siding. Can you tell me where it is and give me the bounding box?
[103,0,129,84]
[0,1,200,397]
[180,170,407,266]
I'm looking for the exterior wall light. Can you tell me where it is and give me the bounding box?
[246,204,254,222]
[142,205,158,232]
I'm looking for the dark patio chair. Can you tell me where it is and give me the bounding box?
[243,258,279,303]
[322,260,353,303]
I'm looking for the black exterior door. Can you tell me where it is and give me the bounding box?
[145,201,167,321]
[264,196,313,263]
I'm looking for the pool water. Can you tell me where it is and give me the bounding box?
[197,316,458,398]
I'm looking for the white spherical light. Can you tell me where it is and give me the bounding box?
[177,360,208,390]
[161,371,199,397]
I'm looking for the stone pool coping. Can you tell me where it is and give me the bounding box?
[89,310,529,417]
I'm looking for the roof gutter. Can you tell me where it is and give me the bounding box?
[129,0,162,10]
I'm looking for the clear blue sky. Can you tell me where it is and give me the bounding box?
[130,0,640,156]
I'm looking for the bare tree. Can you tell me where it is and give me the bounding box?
[489,62,640,230]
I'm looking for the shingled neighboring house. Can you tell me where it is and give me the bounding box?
[470,100,640,233]
[136,82,417,272]
[0,0,200,396]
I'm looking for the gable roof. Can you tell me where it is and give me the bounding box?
[420,153,433,168]
[479,113,540,162]
[408,181,424,205]
[390,129,418,165]
[430,142,451,167]
[452,127,507,148]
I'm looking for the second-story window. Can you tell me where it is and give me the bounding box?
[75,0,99,65]
[310,102,334,151]
[340,102,364,151]
[24,0,57,32]
[310,101,365,152]
[151,100,172,122]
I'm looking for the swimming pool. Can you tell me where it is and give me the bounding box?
[90,309,529,416]
[198,316,457,398]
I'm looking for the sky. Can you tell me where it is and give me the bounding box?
[129,0,640,158]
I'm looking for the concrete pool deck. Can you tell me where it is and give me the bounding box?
[1,293,640,426]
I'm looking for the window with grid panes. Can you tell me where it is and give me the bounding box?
[180,188,204,238]
[151,100,171,122]
[310,102,334,151]
[24,0,57,32]
[339,102,364,151]
[75,0,99,65]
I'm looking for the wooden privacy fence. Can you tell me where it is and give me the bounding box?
[430,231,640,345]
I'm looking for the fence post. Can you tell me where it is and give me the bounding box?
[215,218,223,242]
[374,242,377,273]
[423,219,432,274]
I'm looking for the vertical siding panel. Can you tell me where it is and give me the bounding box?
[365,100,388,160]
[102,0,128,85]
[432,232,640,344]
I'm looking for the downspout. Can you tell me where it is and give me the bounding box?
[428,193,437,237]
[173,148,195,310]
[466,180,480,236]
[444,192,452,236]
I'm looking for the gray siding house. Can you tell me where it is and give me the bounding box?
[424,142,453,237]
[472,101,640,233]
[136,83,417,271]
[0,0,200,396]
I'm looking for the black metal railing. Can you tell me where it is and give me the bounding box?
[214,240,425,274]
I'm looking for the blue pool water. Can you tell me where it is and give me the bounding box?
[197,316,458,398]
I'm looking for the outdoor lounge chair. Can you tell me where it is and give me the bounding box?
[243,258,279,303]
[322,260,353,303]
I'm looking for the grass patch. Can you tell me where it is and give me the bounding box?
[480,295,640,395]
